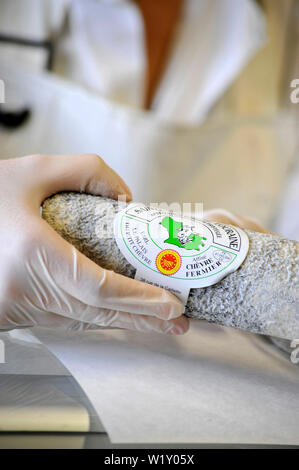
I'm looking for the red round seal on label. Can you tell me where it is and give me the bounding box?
[156,250,181,275]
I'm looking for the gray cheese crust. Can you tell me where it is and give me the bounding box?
[42,192,299,340]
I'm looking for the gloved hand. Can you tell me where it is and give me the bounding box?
[203,208,269,233]
[0,154,187,334]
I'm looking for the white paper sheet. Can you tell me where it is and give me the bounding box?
[28,322,299,444]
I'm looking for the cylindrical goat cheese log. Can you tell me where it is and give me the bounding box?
[42,192,299,340]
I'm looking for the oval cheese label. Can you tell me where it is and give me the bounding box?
[114,203,249,303]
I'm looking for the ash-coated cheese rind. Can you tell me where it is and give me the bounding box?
[42,192,299,340]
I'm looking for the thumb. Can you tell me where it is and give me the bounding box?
[19,153,132,207]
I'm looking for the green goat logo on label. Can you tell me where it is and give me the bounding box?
[160,217,207,251]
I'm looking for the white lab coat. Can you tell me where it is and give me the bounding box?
[0,0,297,232]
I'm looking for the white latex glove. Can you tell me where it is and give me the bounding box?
[203,208,269,233]
[0,154,187,334]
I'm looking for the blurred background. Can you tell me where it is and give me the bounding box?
[0,0,298,237]
[0,1,299,447]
